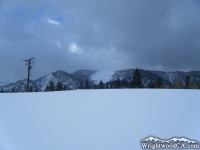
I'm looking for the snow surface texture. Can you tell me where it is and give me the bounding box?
[90,71,115,84]
[0,90,200,150]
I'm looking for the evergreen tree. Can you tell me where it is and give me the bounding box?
[11,87,15,92]
[185,75,190,89]
[56,81,63,91]
[147,80,155,88]
[93,84,98,89]
[174,76,183,89]
[29,86,33,92]
[45,85,49,92]
[109,80,113,89]
[197,83,200,89]
[187,74,197,89]
[121,80,129,88]
[98,80,104,89]
[34,88,39,92]
[78,82,83,89]
[49,80,55,91]
[115,78,121,88]
[63,85,67,90]
[85,79,90,89]
[0,88,3,93]
[130,68,143,88]
[155,77,163,88]
[105,83,109,89]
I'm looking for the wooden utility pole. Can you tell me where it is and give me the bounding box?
[24,58,35,92]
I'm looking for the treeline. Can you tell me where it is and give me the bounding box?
[0,86,39,93]
[1,68,199,93]
[76,68,199,89]
[170,74,198,89]
[45,81,67,92]
[78,68,151,89]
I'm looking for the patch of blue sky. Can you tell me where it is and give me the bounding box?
[3,7,43,24]
[55,15,66,23]
[65,35,80,46]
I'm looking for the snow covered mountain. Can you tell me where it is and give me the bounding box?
[1,70,80,92]
[1,69,200,92]
[90,71,115,84]
[33,70,80,91]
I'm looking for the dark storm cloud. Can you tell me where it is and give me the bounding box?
[70,0,200,71]
[1,0,200,83]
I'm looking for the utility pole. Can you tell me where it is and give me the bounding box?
[24,58,35,92]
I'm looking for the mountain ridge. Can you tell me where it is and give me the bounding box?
[1,69,200,92]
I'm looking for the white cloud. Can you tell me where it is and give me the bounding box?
[47,19,60,26]
[68,43,82,54]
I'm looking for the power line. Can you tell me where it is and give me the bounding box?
[0,82,11,84]
[36,59,55,71]
[0,68,26,71]
[0,55,26,60]
[0,58,24,61]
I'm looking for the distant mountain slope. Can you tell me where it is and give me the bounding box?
[33,70,80,91]
[70,70,98,85]
[71,70,98,77]
[112,69,170,86]
[1,69,200,92]
[1,70,81,92]
[149,70,200,85]
[91,71,115,84]
[1,79,27,92]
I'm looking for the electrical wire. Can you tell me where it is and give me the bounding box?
[0,57,24,61]
[0,68,26,71]
[0,58,57,86]
[0,55,26,60]
[0,82,12,84]
[36,59,55,71]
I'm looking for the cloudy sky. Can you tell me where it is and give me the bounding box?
[1,0,200,83]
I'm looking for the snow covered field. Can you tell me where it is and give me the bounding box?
[0,89,200,150]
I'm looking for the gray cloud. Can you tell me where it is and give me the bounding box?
[1,0,200,83]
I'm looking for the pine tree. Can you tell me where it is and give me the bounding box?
[109,80,113,89]
[130,68,143,88]
[105,83,109,89]
[63,85,67,90]
[45,85,49,92]
[185,75,190,89]
[78,82,83,89]
[29,86,33,92]
[93,84,98,89]
[56,81,63,91]
[147,80,155,88]
[98,80,104,89]
[186,75,197,89]
[121,80,129,88]
[0,88,3,93]
[85,79,90,89]
[174,76,183,89]
[115,78,121,88]
[11,87,15,92]
[49,80,55,91]
[34,88,39,92]
[155,77,163,88]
